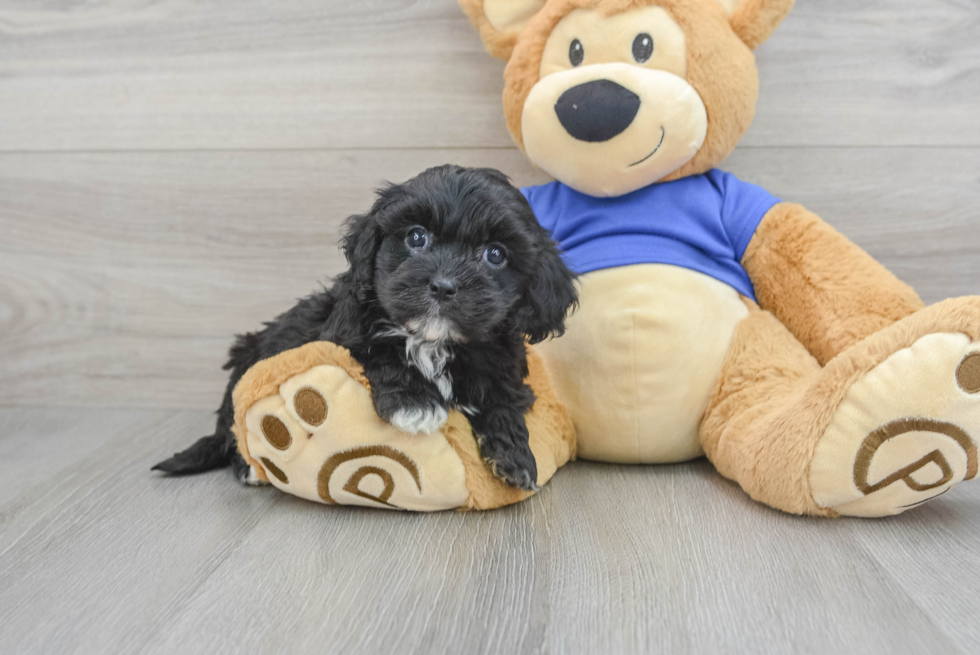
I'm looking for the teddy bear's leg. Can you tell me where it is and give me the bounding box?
[237,353,474,511]
[700,304,828,515]
[230,342,572,511]
[743,203,926,365]
[702,297,980,517]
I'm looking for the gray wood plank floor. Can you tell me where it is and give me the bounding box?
[1,0,979,653]
[1,407,979,655]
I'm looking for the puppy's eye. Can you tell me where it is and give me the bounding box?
[569,39,584,67]
[405,226,429,250]
[632,33,653,63]
[483,244,508,269]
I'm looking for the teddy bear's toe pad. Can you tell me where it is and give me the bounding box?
[811,333,980,517]
[957,353,980,394]
[243,365,470,511]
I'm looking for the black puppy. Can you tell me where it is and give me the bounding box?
[154,165,577,490]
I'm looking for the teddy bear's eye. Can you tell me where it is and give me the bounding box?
[569,39,584,67]
[632,33,654,63]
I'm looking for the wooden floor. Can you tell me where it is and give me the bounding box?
[1,1,979,653]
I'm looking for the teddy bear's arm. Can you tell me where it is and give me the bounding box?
[741,202,925,365]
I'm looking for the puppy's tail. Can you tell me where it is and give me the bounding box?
[152,433,232,475]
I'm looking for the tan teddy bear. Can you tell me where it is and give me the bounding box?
[458,0,979,516]
[232,0,978,516]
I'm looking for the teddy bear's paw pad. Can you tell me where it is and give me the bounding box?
[293,387,328,426]
[811,333,980,517]
[957,353,980,394]
[244,365,470,511]
[246,395,309,464]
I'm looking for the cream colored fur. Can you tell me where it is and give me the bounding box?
[535,264,747,463]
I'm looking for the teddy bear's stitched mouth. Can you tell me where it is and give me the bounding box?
[627,126,666,168]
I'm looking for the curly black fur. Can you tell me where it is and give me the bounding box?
[153,165,577,490]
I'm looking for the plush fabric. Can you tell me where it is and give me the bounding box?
[535,264,748,462]
[521,6,708,196]
[728,0,795,50]
[232,342,575,511]
[451,0,980,517]
[742,202,925,365]
[701,297,980,516]
[499,0,763,194]
[459,0,547,61]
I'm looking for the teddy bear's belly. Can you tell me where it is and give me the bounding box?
[534,264,749,463]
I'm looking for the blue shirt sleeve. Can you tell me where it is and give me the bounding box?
[521,183,561,236]
[709,170,781,260]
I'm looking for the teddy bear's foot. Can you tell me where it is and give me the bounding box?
[810,333,980,517]
[230,341,574,511]
[242,363,471,511]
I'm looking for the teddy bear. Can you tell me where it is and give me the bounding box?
[230,0,978,516]
[456,0,979,517]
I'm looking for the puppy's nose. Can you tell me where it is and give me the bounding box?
[554,79,640,142]
[429,278,458,301]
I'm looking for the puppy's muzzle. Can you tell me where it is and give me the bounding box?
[429,277,458,302]
[554,79,641,143]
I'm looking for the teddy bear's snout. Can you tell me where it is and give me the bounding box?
[554,79,640,143]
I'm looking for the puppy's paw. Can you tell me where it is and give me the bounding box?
[480,439,539,491]
[389,403,449,435]
[374,387,449,435]
[233,456,270,487]
[230,449,270,487]
[244,466,272,487]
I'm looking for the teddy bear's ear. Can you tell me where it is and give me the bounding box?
[717,0,794,50]
[459,0,547,61]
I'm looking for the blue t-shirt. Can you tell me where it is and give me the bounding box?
[521,170,780,300]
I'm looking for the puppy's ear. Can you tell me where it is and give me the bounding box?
[515,244,577,345]
[341,210,382,301]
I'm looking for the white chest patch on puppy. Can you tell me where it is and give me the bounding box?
[378,320,456,402]
[405,334,454,401]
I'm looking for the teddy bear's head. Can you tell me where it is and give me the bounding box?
[461,0,794,197]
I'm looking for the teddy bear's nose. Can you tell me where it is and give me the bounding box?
[554,80,641,142]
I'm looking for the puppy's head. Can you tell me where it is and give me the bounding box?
[342,165,576,345]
